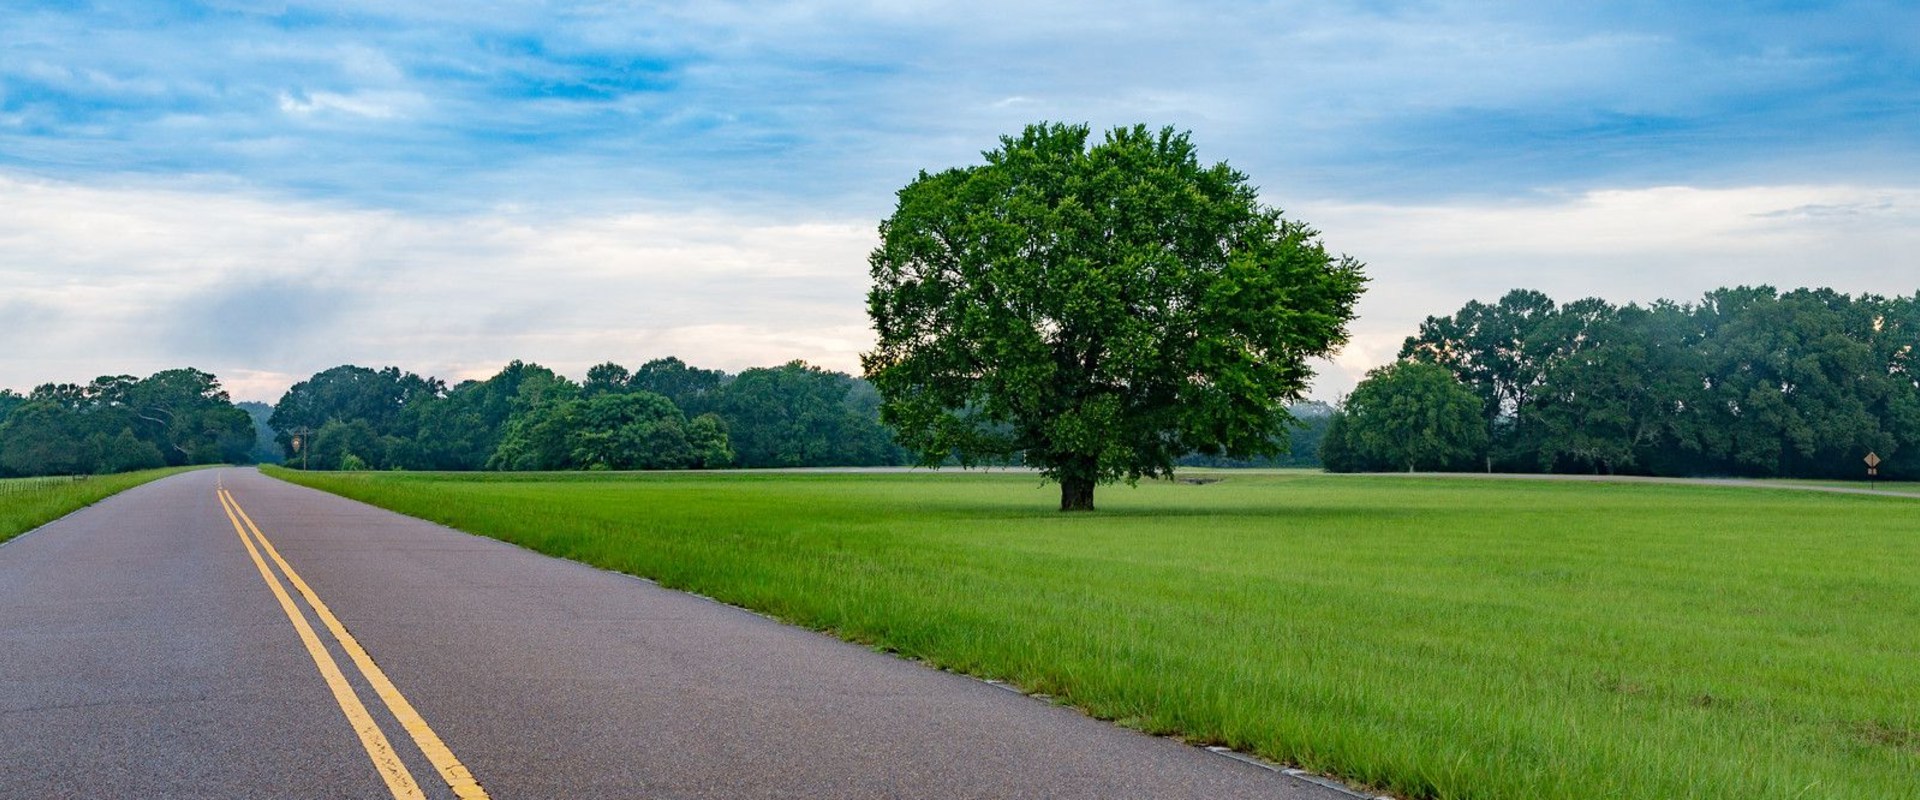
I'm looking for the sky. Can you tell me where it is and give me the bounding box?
[3,0,1917,403]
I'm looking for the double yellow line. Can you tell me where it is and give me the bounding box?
[217,481,489,800]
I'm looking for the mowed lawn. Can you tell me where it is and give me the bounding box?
[0,468,196,544]
[269,468,1920,800]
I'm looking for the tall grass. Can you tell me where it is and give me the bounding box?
[0,468,198,544]
[270,468,1920,800]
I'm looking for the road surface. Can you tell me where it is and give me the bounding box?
[0,468,1360,799]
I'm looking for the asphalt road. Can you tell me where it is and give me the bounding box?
[0,468,1361,799]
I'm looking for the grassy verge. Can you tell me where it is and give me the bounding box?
[0,467,200,544]
[267,467,1920,800]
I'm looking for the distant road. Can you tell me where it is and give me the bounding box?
[1339,470,1918,498]
[0,468,1359,799]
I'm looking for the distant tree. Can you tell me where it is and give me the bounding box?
[686,413,734,469]
[864,123,1365,509]
[1178,401,1336,468]
[123,368,253,465]
[1527,301,1673,474]
[1390,284,1920,480]
[569,392,696,470]
[487,400,577,471]
[3,369,248,473]
[1317,409,1365,473]
[398,361,557,470]
[87,428,165,473]
[1687,287,1901,477]
[28,382,89,409]
[1870,293,1920,480]
[0,402,89,476]
[0,389,24,422]
[1402,289,1560,470]
[485,368,583,471]
[1284,402,1338,467]
[631,357,726,414]
[712,361,904,468]
[1330,362,1487,473]
[237,401,284,465]
[270,365,443,460]
[309,419,388,472]
[582,362,633,397]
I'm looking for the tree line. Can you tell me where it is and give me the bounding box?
[1323,286,1920,480]
[0,369,255,477]
[266,358,908,471]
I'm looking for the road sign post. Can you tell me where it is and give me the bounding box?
[1865,452,1882,488]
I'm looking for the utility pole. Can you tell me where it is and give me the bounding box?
[292,427,314,470]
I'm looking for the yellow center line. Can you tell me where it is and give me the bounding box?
[222,484,491,800]
[216,485,426,800]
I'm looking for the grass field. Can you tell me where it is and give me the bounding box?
[268,467,1920,800]
[0,468,198,545]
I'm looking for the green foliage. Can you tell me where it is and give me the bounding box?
[306,419,387,471]
[87,428,166,473]
[686,413,734,468]
[630,357,726,414]
[0,369,251,477]
[1326,361,1487,472]
[397,361,555,471]
[272,357,892,472]
[487,397,575,471]
[1179,401,1335,468]
[276,468,1920,800]
[0,389,24,422]
[0,402,89,476]
[124,368,255,465]
[710,361,904,468]
[268,364,443,463]
[865,123,1365,509]
[237,401,285,465]
[491,389,728,471]
[581,361,632,397]
[1402,287,1920,479]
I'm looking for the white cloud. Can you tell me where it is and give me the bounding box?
[277,90,421,119]
[0,174,876,401]
[1296,184,1920,398]
[3,174,1914,408]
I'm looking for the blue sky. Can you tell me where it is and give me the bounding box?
[3,1,1918,400]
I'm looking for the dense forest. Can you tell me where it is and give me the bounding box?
[9,285,1911,481]
[265,358,908,471]
[1324,286,1920,480]
[0,369,255,477]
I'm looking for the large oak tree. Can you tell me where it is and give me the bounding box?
[864,123,1366,510]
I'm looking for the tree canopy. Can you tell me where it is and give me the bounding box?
[0,369,251,477]
[261,358,901,473]
[864,122,1366,509]
[1321,362,1487,473]
[1342,286,1920,479]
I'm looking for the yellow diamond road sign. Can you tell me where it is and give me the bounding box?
[1865,452,1881,468]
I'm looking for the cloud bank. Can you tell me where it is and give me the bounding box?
[1,2,1914,403]
[3,174,1913,403]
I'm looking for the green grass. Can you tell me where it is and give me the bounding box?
[267,467,1920,800]
[0,468,200,544]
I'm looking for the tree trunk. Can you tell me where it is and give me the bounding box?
[1059,476,1096,512]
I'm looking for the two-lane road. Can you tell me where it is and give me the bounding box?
[0,468,1356,799]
